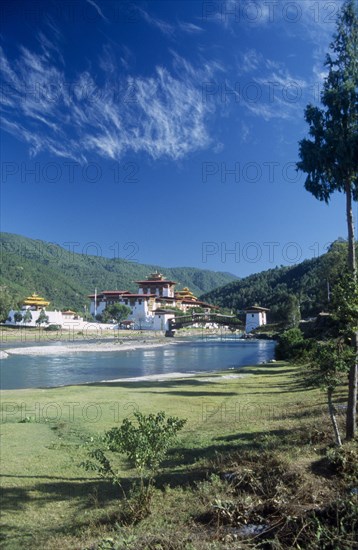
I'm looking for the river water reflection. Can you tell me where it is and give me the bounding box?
[0,338,276,390]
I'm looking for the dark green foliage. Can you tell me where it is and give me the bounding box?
[36,310,49,325]
[22,309,32,325]
[276,293,301,328]
[105,411,187,476]
[297,0,358,440]
[202,240,356,319]
[189,306,206,314]
[0,285,15,322]
[307,340,354,392]
[330,271,358,335]
[156,306,186,316]
[275,328,310,360]
[44,324,62,331]
[102,303,131,324]
[297,0,358,204]
[326,443,358,484]
[13,311,23,323]
[0,232,237,311]
[267,494,358,549]
[82,411,187,522]
[305,274,358,444]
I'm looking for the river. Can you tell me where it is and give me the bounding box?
[0,337,276,390]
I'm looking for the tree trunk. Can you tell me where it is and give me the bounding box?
[346,342,357,440]
[328,388,342,446]
[345,182,357,440]
[346,181,356,277]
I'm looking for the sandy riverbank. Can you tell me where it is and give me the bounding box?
[2,339,176,357]
[96,371,249,383]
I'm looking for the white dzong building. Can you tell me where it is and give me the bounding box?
[89,272,214,331]
[245,305,270,333]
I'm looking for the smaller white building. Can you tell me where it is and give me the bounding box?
[153,310,176,331]
[245,305,269,333]
[5,293,85,329]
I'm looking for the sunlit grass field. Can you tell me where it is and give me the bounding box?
[0,362,352,549]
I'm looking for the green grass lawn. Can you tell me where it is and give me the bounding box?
[0,362,355,550]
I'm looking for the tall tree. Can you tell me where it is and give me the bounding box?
[36,309,49,326]
[23,309,33,326]
[308,340,354,446]
[0,285,13,323]
[297,0,358,439]
[13,311,23,324]
[103,303,131,324]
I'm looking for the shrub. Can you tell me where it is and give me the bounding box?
[275,328,311,360]
[82,411,187,522]
[326,443,358,484]
[44,324,62,331]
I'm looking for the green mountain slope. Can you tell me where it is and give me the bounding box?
[0,233,238,312]
[200,241,355,320]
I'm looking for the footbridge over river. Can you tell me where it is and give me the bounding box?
[166,313,243,336]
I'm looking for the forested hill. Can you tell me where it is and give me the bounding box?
[200,241,355,320]
[0,233,238,313]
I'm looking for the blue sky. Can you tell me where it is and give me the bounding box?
[1,0,355,277]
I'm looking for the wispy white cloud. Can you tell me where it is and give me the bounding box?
[0,41,217,161]
[204,0,345,117]
[239,121,251,143]
[44,16,63,44]
[37,32,64,65]
[201,0,272,29]
[136,7,205,37]
[312,61,328,87]
[213,141,224,153]
[239,49,263,73]
[98,43,118,74]
[170,49,225,80]
[235,48,323,121]
[85,0,109,22]
[136,6,175,36]
[203,0,344,46]
[250,73,309,121]
[178,21,204,34]
[97,32,134,71]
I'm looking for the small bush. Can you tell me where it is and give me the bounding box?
[18,416,34,423]
[44,324,62,331]
[82,411,187,522]
[326,443,358,484]
[275,328,312,360]
[267,494,358,549]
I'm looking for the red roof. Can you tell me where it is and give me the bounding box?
[88,291,129,298]
[185,299,215,307]
[245,306,270,312]
[101,290,130,295]
[119,294,156,298]
[88,292,156,299]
